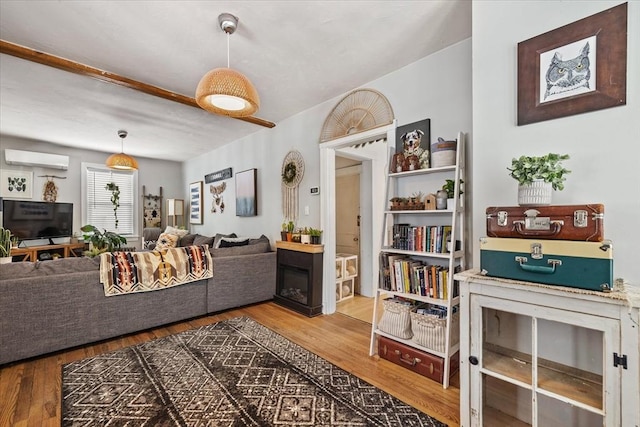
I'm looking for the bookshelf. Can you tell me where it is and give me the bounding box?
[369,131,466,389]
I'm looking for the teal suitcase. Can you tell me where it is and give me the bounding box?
[480,237,613,292]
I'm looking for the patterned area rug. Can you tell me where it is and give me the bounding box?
[62,317,446,426]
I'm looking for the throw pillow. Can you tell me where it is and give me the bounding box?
[193,234,214,247]
[218,237,249,248]
[179,233,197,247]
[164,226,189,238]
[213,233,238,248]
[211,241,270,257]
[249,234,270,245]
[155,232,179,250]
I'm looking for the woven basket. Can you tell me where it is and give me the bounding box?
[378,299,413,339]
[410,311,459,352]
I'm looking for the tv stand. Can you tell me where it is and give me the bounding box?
[10,242,86,262]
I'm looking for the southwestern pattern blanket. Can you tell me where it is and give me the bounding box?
[99,245,213,296]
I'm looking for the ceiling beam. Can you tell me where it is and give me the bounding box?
[0,39,275,128]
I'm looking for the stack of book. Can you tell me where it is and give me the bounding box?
[391,223,453,253]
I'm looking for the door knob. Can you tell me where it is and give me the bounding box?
[353,237,359,242]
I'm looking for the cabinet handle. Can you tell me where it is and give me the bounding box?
[469,356,479,365]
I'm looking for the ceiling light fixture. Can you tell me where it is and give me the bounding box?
[195,13,259,118]
[106,130,138,170]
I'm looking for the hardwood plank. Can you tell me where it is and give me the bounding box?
[0,302,460,426]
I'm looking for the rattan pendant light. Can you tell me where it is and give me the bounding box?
[196,13,259,118]
[106,130,138,170]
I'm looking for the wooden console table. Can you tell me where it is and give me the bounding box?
[10,242,86,262]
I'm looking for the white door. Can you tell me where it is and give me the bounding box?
[336,170,360,293]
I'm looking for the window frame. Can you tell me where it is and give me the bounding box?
[81,162,139,238]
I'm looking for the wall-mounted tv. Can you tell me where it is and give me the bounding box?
[2,200,73,243]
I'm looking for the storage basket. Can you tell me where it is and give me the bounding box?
[410,311,459,352]
[378,299,413,339]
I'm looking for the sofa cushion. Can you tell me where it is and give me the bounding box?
[0,257,100,280]
[156,232,179,250]
[213,233,237,248]
[211,241,271,257]
[179,233,197,247]
[249,234,270,245]
[164,226,189,238]
[218,237,249,248]
[193,234,214,247]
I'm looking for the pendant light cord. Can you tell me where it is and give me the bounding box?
[226,33,230,68]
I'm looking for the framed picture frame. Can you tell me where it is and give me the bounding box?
[517,2,627,126]
[189,181,203,224]
[395,119,431,172]
[235,168,257,217]
[1,170,33,199]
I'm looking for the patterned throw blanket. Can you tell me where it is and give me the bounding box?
[99,245,213,296]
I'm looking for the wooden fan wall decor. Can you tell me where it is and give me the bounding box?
[320,89,394,142]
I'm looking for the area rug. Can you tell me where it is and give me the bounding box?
[62,317,446,426]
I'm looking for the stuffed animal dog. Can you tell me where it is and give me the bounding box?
[401,129,429,169]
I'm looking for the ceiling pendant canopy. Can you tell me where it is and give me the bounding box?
[106,130,138,170]
[196,13,259,118]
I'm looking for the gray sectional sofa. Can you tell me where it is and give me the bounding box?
[0,234,276,365]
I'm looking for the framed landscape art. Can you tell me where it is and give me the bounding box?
[235,168,257,217]
[517,2,627,126]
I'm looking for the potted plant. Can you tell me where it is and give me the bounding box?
[80,224,127,257]
[0,226,13,264]
[300,227,311,244]
[285,221,295,242]
[281,222,289,241]
[309,228,323,244]
[507,153,570,205]
[442,179,464,209]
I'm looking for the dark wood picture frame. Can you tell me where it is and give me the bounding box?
[517,2,627,126]
[235,168,257,217]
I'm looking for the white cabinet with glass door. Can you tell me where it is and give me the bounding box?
[455,270,639,427]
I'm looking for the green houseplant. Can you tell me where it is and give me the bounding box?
[0,226,13,263]
[442,179,464,198]
[105,182,120,228]
[507,153,570,191]
[309,228,323,244]
[81,224,127,256]
[508,153,570,206]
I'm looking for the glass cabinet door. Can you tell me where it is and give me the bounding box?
[469,294,620,427]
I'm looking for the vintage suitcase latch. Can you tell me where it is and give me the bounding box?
[530,242,543,259]
[497,211,508,227]
[574,210,588,228]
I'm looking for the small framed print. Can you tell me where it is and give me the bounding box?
[235,168,257,217]
[1,170,33,199]
[189,181,203,224]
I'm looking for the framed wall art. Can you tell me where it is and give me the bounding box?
[189,181,203,224]
[1,170,33,199]
[394,119,431,172]
[517,2,627,126]
[235,168,257,217]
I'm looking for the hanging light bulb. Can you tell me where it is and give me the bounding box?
[195,13,259,117]
[106,130,138,170]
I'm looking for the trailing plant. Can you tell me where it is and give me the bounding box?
[0,227,13,258]
[507,153,570,191]
[80,224,127,256]
[105,182,120,228]
[442,179,464,198]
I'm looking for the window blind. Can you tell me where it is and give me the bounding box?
[85,167,135,234]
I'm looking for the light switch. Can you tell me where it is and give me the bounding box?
[304,206,310,215]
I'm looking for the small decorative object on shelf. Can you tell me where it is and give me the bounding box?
[431,137,457,168]
[507,153,570,206]
[0,226,14,264]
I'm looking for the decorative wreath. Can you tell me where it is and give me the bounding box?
[282,162,297,184]
[281,150,305,189]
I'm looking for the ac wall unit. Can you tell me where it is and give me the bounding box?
[4,149,69,170]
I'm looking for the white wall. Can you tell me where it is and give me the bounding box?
[0,135,183,246]
[183,38,472,248]
[473,1,640,286]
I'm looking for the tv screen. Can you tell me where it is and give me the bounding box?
[2,200,73,242]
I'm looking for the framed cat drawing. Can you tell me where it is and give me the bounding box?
[517,2,627,126]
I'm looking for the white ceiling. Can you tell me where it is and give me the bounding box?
[0,1,471,162]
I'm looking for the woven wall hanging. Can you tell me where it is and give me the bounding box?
[281,150,305,221]
[319,88,394,143]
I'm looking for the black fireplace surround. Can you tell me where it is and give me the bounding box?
[274,247,323,317]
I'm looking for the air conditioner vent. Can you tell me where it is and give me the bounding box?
[4,149,69,170]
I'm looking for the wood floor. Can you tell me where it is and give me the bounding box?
[0,302,460,426]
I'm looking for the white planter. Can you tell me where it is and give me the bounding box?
[300,234,311,244]
[518,180,552,206]
[0,256,12,264]
[447,198,455,210]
